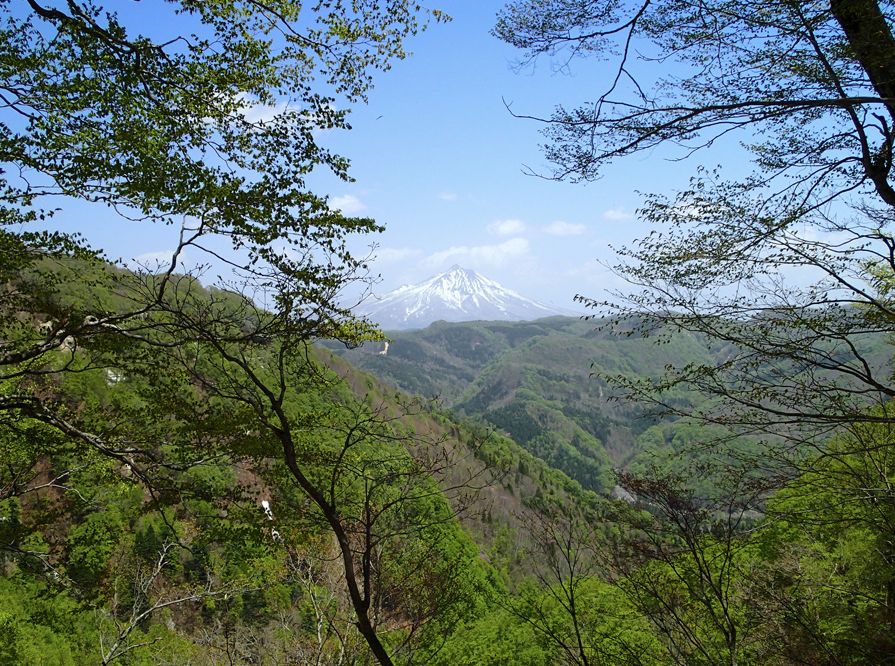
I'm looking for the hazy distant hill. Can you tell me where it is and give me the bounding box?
[326,317,714,491]
[328,316,895,493]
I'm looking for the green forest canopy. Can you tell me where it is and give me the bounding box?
[3,0,895,664]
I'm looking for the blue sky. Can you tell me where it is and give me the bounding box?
[306,1,709,310]
[38,1,743,311]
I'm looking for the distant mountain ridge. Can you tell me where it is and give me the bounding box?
[357,265,570,330]
[328,317,895,493]
[329,317,704,491]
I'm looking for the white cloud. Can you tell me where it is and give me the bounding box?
[227,92,291,124]
[543,220,587,236]
[438,192,458,202]
[233,94,338,139]
[487,218,527,236]
[127,249,194,273]
[331,194,367,215]
[373,246,423,264]
[601,208,634,221]
[132,250,174,265]
[423,237,531,269]
[241,101,289,124]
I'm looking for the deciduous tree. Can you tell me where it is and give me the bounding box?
[494,0,895,441]
[496,0,895,655]
[495,0,895,495]
[0,2,457,663]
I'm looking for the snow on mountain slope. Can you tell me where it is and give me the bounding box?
[356,265,570,330]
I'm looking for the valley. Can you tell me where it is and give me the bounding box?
[6,0,895,663]
[329,315,894,495]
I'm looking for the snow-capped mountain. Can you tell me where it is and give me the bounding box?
[357,265,570,330]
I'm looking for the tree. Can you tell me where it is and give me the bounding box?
[508,505,665,666]
[0,0,436,475]
[0,2,458,663]
[495,0,895,655]
[613,467,775,666]
[753,417,895,662]
[1,0,437,354]
[159,322,489,664]
[494,0,895,489]
[493,0,895,428]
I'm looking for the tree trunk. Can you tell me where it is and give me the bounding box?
[830,0,895,121]
[278,433,395,666]
[830,0,895,206]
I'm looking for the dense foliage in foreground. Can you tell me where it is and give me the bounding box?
[4,0,895,662]
[3,259,895,664]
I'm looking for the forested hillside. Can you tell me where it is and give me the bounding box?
[330,317,893,493]
[6,0,895,663]
[327,318,709,491]
[0,257,607,662]
[6,252,893,663]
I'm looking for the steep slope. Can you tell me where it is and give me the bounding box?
[318,346,605,564]
[326,318,713,490]
[356,265,569,330]
[1,256,613,662]
[6,256,601,581]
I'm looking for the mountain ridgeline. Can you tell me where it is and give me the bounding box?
[328,315,894,495]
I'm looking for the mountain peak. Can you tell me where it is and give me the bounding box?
[440,264,478,281]
[357,266,568,330]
